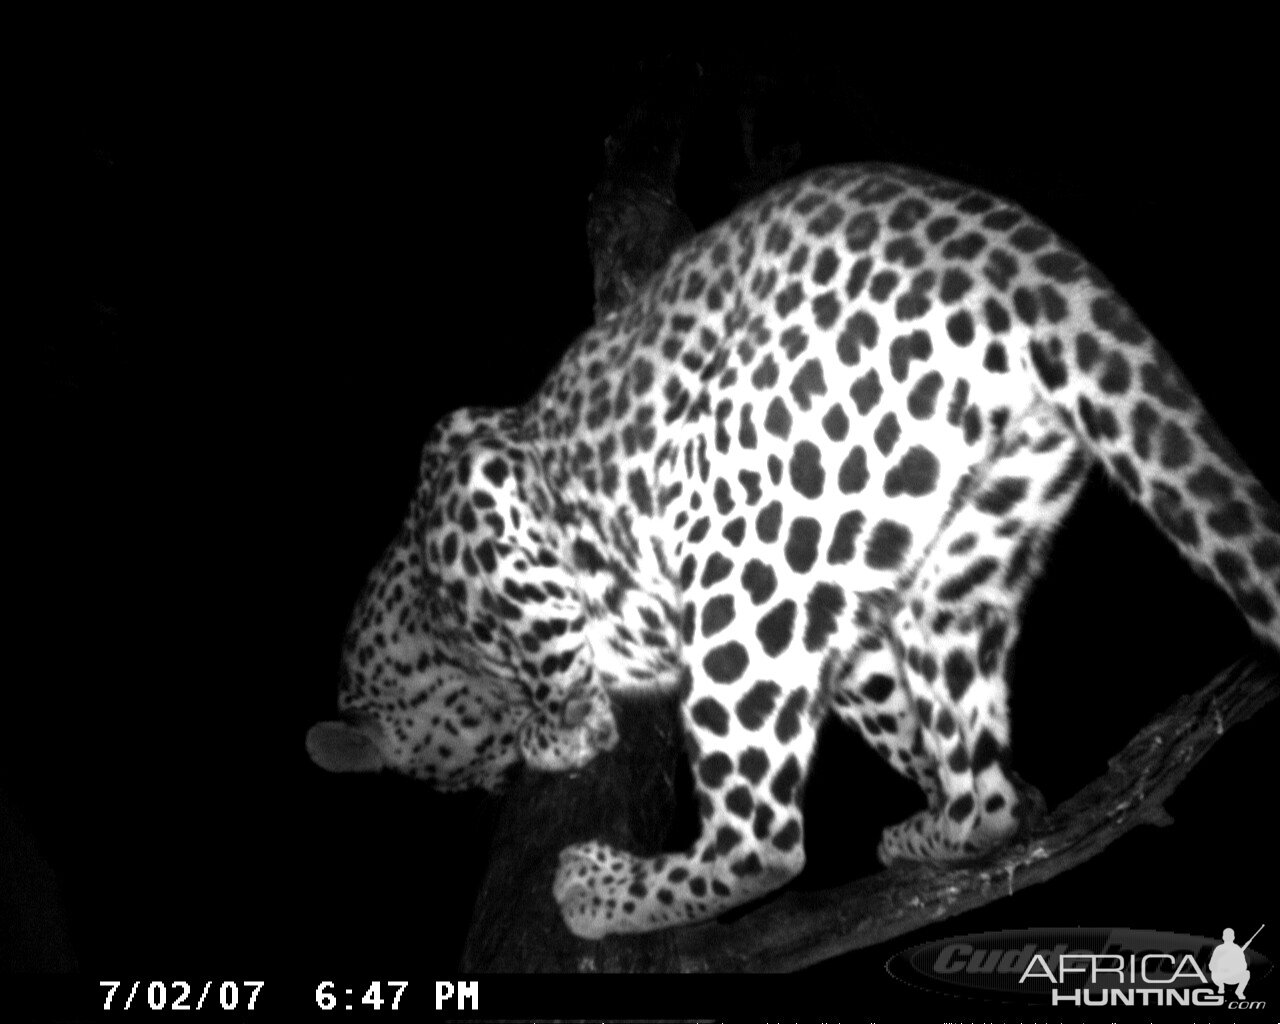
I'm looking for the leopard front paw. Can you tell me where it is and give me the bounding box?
[553,840,623,939]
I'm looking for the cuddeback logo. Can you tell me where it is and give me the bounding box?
[886,926,1270,1009]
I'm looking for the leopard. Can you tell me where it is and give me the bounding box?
[306,164,1280,939]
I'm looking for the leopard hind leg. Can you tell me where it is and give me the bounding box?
[877,404,1089,864]
[828,619,942,813]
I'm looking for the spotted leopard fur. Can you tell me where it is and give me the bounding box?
[307,164,1280,938]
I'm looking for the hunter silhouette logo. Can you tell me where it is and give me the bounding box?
[1211,924,1263,999]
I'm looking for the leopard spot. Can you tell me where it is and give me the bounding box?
[775,689,808,742]
[723,785,754,822]
[870,269,899,302]
[889,330,932,381]
[690,698,730,737]
[1159,421,1193,469]
[907,369,945,418]
[741,559,778,605]
[770,755,802,805]
[1206,501,1252,538]
[813,247,840,286]
[701,552,735,587]
[697,752,733,788]
[947,793,976,823]
[860,673,895,702]
[1029,336,1068,390]
[700,595,736,638]
[1151,483,1199,546]
[850,369,883,416]
[975,477,1029,516]
[864,519,913,570]
[764,396,793,439]
[789,441,825,499]
[944,650,976,700]
[715,825,743,853]
[1091,293,1146,344]
[751,354,780,391]
[884,446,940,498]
[730,852,764,877]
[874,412,901,456]
[775,281,805,318]
[738,746,771,782]
[756,599,798,657]
[803,582,845,651]
[784,516,822,573]
[845,210,880,251]
[826,510,866,565]
[937,556,1000,603]
[836,310,879,366]
[771,819,802,852]
[945,309,975,346]
[789,358,828,411]
[703,642,750,683]
[812,292,841,331]
[822,404,850,441]
[939,267,973,303]
[837,445,870,494]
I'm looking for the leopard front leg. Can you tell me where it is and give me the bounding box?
[553,636,824,937]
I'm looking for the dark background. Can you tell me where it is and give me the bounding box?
[9,34,1278,1014]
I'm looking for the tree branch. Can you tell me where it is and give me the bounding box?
[464,656,1276,971]
[666,655,1278,972]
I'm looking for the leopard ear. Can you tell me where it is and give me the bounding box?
[305,721,385,773]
